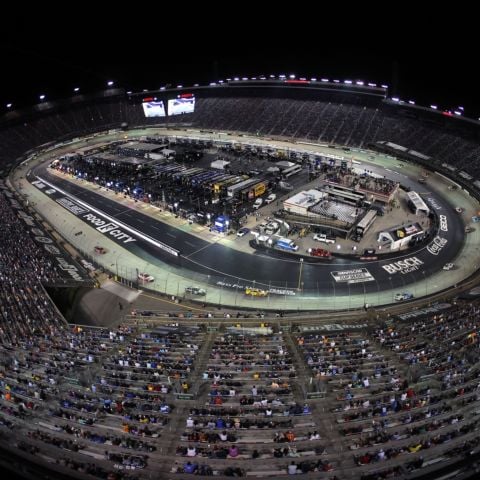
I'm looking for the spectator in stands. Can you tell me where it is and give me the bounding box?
[228,445,239,458]
[183,461,197,474]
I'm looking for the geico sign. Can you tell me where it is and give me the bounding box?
[439,215,448,232]
[382,256,424,275]
[83,213,136,244]
[427,236,448,255]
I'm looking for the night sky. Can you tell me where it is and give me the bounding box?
[1,9,477,118]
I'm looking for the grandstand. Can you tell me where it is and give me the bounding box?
[1,79,480,480]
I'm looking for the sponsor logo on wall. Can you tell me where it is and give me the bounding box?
[301,323,369,332]
[397,303,451,321]
[17,210,36,226]
[216,280,296,296]
[29,225,86,282]
[55,257,83,281]
[43,244,62,255]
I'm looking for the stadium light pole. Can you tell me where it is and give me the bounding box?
[348,281,351,310]
[115,253,124,280]
[297,258,304,290]
[332,280,336,309]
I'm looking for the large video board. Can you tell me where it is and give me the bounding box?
[168,96,195,115]
[142,101,166,117]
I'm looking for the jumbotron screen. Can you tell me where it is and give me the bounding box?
[142,101,166,117]
[168,96,195,115]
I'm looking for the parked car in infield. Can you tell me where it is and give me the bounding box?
[236,227,250,237]
[307,247,331,258]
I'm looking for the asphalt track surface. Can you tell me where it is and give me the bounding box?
[32,164,464,296]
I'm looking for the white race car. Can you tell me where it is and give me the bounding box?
[138,272,155,283]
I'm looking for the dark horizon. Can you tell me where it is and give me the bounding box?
[1,10,478,117]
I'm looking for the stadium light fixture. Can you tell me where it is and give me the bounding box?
[234,77,239,81]
[242,77,248,81]
[356,81,364,85]
[269,75,275,78]
[177,85,183,88]
[107,81,114,86]
[430,105,438,110]
[454,110,462,116]
[193,84,199,87]
[321,78,329,82]
[368,83,377,87]
[408,100,415,105]
[333,79,340,83]
[6,103,12,108]
[73,87,80,92]
[344,80,353,84]
[458,106,464,111]
[392,97,400,102]
[126,91,132,95]
[209,82,216,86]
[39,94,45,100]
[381,84,388,88]
[311,77,317,82]
[289,74,296,79]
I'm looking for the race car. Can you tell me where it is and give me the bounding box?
[185,286,206,296]
[138,272,155,283]
[394,292,414,301]
[245,287,268,297]
[94,245,107,254]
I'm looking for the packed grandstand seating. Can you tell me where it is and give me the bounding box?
[1,90,480,178]
[1,86,480,479]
